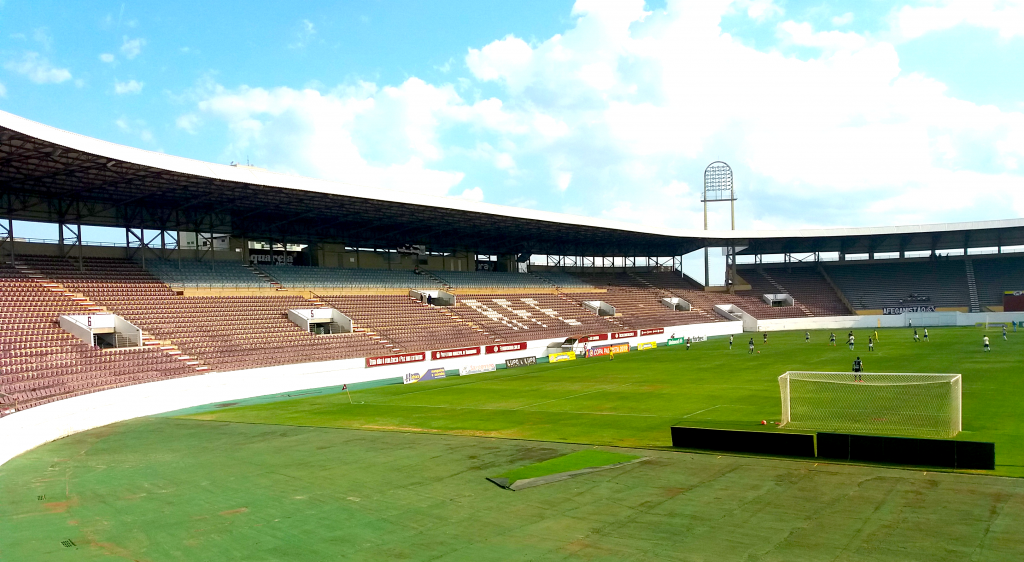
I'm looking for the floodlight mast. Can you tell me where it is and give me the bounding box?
[702,162,736,290]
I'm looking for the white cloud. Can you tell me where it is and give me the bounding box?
[99,53,115,63]
[738,0,783,22]
[831,12,854,26]
[454,0,1024,226]
[456,187,484,202]
[32,28,53,50]
[288,19,317,49]
[176,113,202,134]
[113,79,143,94]
[891,0,1024,40]
[777,20,867,51]
[4,52,71,84]
[190,79,499,197]
[184,1,1024,230]
[115,115,156,144]
[120,36,146,59]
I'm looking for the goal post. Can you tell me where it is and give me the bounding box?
[778,372,962,438]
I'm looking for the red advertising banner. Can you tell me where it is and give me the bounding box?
[366,352,426,368]
[484,342,528,354]
[431,347,481,360]
[585,343,630,358]
[611,330,637,339]
[578,333,609,343]
[640,328,665,336]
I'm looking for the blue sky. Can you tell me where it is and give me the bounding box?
[2,0,1024,240]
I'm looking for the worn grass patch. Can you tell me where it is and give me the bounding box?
[495,449,640,485]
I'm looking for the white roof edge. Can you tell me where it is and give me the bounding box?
[2,109,1022,242]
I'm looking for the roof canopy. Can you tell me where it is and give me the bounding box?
[2,110,1022,257]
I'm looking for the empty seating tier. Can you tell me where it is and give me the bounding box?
[322,295,496,352]
[573,273,724,327]
[144,259,273,288]
[430,270,557,290]
[263,266,440,290]
[0,262,195,410]
[823,260,971,310]
[971,255,1024,307]
[19,256,391,372]
[453,293,617,341]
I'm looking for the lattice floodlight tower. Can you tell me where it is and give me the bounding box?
[702,162,736,288]
[778,372,962,438]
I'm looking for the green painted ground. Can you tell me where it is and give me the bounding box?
[495,450,640,484]
[2,326,1024,561]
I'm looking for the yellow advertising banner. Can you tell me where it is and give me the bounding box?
[548,351,577,363]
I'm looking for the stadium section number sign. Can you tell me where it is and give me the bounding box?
[505,356,537,369]
[586,343,629,358]
[431,347,481,360]
[403,367,446,384]
[548,351,577,363]
[366,352,426,368]
[637,342,657,351]
[485,342,528,354]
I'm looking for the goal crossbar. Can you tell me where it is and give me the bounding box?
[779,371,962,438]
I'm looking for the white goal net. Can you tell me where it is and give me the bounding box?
[778,371,961,438]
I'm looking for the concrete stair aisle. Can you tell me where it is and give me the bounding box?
[759,270,815,316]
[965,259,981,313]
[13,260,212,373]
[248,264,285,290]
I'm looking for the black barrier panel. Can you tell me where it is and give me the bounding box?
[815,432,850,460]
[955,441,996,470]
[670,426,815,458]
[816,433,994,470]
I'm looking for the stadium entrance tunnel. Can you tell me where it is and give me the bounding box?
[286,308,352,334]
[582,300,616,316]
[661,297,691,311]
[409,289,455,307]
[763,293,794,307]
[59,314,141,349]
[670,426,995,471]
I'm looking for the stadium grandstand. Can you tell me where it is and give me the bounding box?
[1,108,1024,444]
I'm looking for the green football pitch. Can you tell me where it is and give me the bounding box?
[3,326,1024,561]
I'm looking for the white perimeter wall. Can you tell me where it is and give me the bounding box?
[0,319,742,467]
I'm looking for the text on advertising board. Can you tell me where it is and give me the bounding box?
[484,342,527,354]
[577,333,608,343]
[403,367,446,384]
[882,306,936,315]
[548,351,577,363]
[431,347,481,360]
[640,328,664,336]
[611,330,637,339]
[505,356,537,368]
[366,352,426,368]
[585,343,629,357]
[459,364,496,376]
[637,341,657,350]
